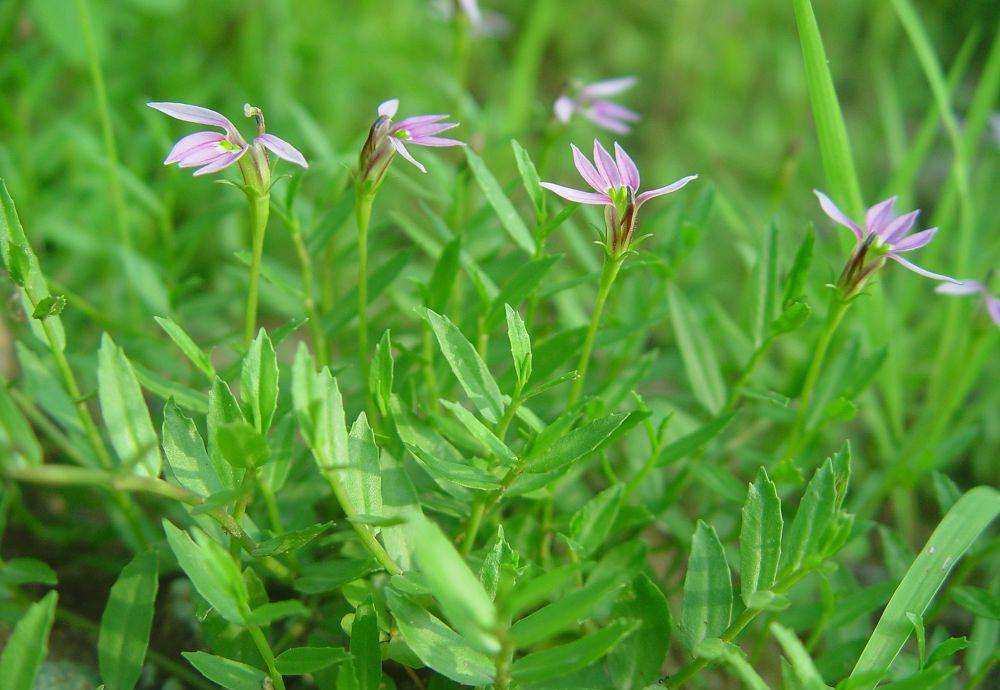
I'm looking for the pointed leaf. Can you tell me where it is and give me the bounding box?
[98,334,162,477]
[681,521,733,652]
[99,551,159,690]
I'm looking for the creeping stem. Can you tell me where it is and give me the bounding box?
[568,253,624,406]
[243,189,271,348]
[781,293,851,470]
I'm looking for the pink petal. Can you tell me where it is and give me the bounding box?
[395,115,451,131]
[389,137,426,173]
[405,121,459,138]
[881,210,920,244]
[935,280,985,296]
[540,182,611,205]
[813,190,862,241]
[585,112,632,134]
[579,76,637,98]
[378,99,400,118]
[147,102,237,136]
[571,144,607,192]
[554,96,575,123]
[592,140,621,188]
[164,131,224,164]
[635,175,698,206]
[409,136,464,147]
[890,227,936,252]
[985,295,1000,325]
[887,254,958,282]
[864,196,897,236]
[192,148,247,176]
[176,141,234,168]
[590,100,640,122]
[614,142,640,190]
[256,133,308,168]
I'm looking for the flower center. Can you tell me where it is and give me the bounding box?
[394,129,412,140]
[220,139,242,152]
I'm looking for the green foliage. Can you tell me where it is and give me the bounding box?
[98,551,158,690]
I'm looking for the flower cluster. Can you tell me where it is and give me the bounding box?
[357,99,463,192]
[148,102,306,188]
[554,77,640,134]
[542,140,697,255]
[814,191,956,296]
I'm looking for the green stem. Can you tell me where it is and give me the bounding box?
[493,629,516,690]
[74,0,131,251]
[780,294,851,470]
[568,254,623,407]
[248,624,286,690]
[462,500,486,556]
[243,191,271,348]
[356,190,375,403]
[287,209,328,366]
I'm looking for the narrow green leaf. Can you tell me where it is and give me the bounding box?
[792,0,864,216]
[425,237,461,312]
[352,598,381,690]
[782,460,836,572]
[0,380,42,466]
[464,147,535,254]
[385,589,494,686]
[98,334,162,477]
[681,521,732,652]
[505,304,532,385]
[951,586,1000,620]
[440,399,516,466]
[526,411,645,473]
[608,575,672,690]
[241,328,278,434]
[511,138,544,216]
[182,652,266,690]
[740,467,783,604]
[0,590,58,690]
[215,420,269,469]
[0,558,57,586]
[162,521,248,625]
[245,600,309,626]
[99,551,158,690]
[253,522,335,558]
[508,562,585,618]
[207,377,242,489]
[850,487,1000,689]
[695,638,770,690]
[294,558,381,595]
[369,330,394,417]
[752,223,779,346]
[274,646,350,674]
[511,620,637,682]
[409,515,498,652]
[569,483,624,557]
[343,413,383,517]
[782,227,814,309]
[668,285,726,414]
[770,622,827,690]
[426,308,505,423]
[486,254,561,329]
[654,413,735,467]
[161,400,220,497]
[154,316,215,379]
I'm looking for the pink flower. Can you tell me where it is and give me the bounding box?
[148,102,307,177]
[554,77,640,134]
[541,140,697,253]
[936,280,1000,325]
[814,191,958,292]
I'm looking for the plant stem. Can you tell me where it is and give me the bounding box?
[462,500,486,556]
[356,190,375,403]
[243,191,270,348]
[780,294,851,471]
[74,0,131,252]
[248,624,286,690]
[285,207,328,366]
[568,253,623,407]
[493,629,516,690]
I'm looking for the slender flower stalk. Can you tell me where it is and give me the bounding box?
[780,191,959,475]
[148,102,307,347]
[543,141,696,403]
[356,99,463,407]
[554,77,640,134]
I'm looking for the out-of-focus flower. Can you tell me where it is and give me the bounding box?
[554,77,640,134]
[432,0,511,38]
[148,102,306,184]
[358,99,463,191]
[541,140,697,253]
[814,191,958,295]
[936,279,1000,325]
